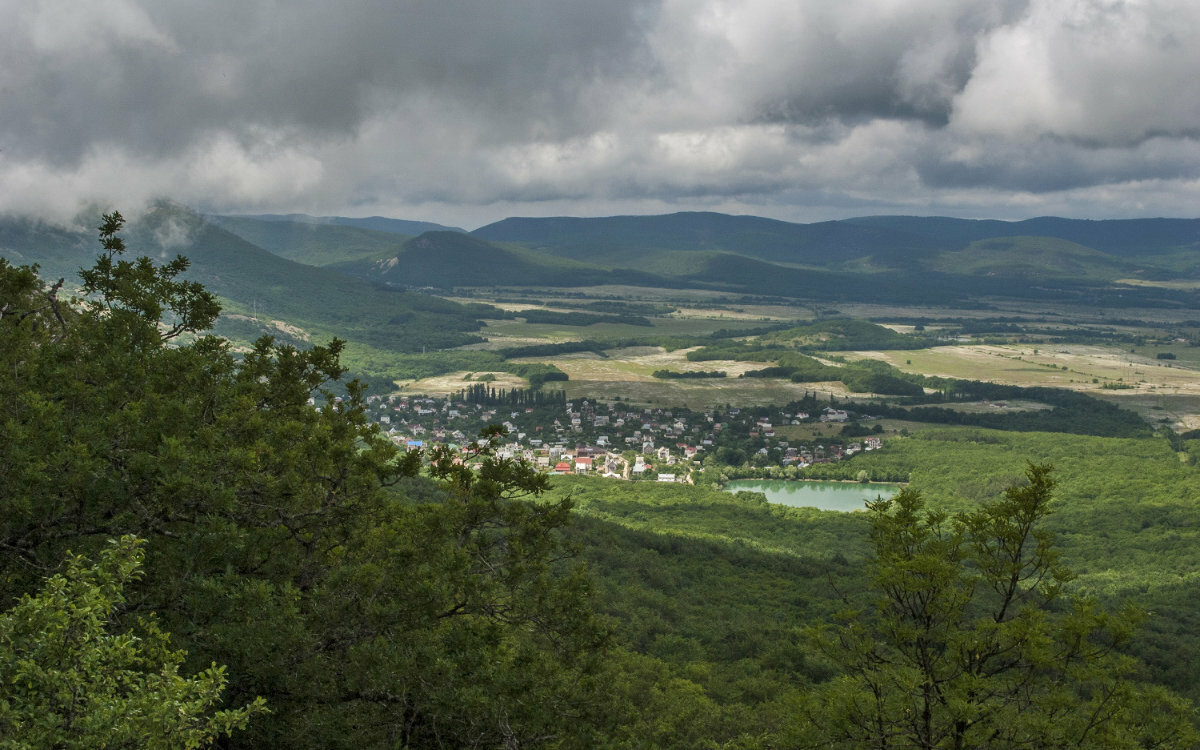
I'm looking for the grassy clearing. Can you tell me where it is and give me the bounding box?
[394,371,529,396]
[476,315,773,345]
[508,347,845,408]
[1095,392,1200,431]
[849,344,1200,429]
[559,378,831,409]
[1116,278,1200,290]
[855,344,1200,391]
[388,287,1200,427]
[665,304,811,321]
[933,399,1053,414]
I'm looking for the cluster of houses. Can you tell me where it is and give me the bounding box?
[347,394,883,482]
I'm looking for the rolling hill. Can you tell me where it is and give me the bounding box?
[205,215,407,267]
[224,213,462,236]
[473,211,944,268]
[0,204,490,354]
[476,212,1200,278]
[331,230,667,289]
[929,236,1138,282]
[8,206,1200,356]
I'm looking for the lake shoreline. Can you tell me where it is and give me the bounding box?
[724,478,900,512]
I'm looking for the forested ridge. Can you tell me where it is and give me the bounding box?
[1,215,1197,747]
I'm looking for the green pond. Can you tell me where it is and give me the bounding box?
[724,480,898,512]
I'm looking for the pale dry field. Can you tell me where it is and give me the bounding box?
[392,339,1200,428]
[510,347,854,409]
[851,344,1200,429]
[1116,278,1200,290]
[394,371,529,396]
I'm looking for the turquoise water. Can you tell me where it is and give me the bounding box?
[724,479,898,512]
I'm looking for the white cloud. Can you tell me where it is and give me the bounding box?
[1,0,1199,227]
[952,0,1200,143]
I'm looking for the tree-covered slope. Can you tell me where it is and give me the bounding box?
[930,236,1140,281]
[473,211,941,267]
[206,214,407,267]
[846,215,1200,258]
[477,211,1200,280]
[0,217,95,277]
[226,212,462,236]
[0,205,490,352]
[333,230,667,288]
[9,207,1200,331]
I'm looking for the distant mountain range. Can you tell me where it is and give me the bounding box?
[0,204,489,354]
[4,206,1200,358]
[218,213,464,236]
[473,212,1200,274]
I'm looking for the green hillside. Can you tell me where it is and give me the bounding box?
[226,213,461,235]
[333,230,667,288]
[206,215,405,267]
[0,216,99,281]
[477,212,1200,280]
[0,205,490,354]
[683,252,985,304]
[8,207,1200,344]
[473,211,940,267]
[847,215,1200,259]
[930,236,1136,281]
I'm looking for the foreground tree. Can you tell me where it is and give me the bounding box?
[0,536,264,748]
[0,213,611,747]
[799,464,1198,748]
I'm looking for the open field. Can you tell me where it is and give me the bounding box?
[557,378,839,409]
[506,347,853,409]
[392,338,1200,427]
[1117,278,1200,290]
[850,344,1200,429]
[470,315,775,350]
[389,287,1200,428]
[665,305,803,321]
[852,344,1200,390]
[393,371,529,396]
[829,298,1200,327]
[930,399,1052,414]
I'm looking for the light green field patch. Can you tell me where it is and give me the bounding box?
[846,344,1200,428]
[559,378,832,409]
[514,347,764,381]
[666,306,789,321]
[394,371,529,396]
[1116,278,1200,290]
[852,344,1198,390]
[477,315,773,342]
[933,399,1052,414]
[505,347,855,408]
[1093,392,1200,431]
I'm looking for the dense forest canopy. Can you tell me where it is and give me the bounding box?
[0,215,609,747]
[1,214,1197,747]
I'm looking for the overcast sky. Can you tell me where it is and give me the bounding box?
[3,0,1200,229]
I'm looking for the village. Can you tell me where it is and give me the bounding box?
[351,392,886,483]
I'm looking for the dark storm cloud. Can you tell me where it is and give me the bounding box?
[746,0,1030,127]
[1,0,656,163]
[918,137,1200,192]
[3,0,1200,225]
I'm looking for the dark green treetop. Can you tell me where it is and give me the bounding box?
[797,464,1198,749]
[0,213,611,747]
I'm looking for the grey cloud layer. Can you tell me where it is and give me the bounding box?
[3,0,1199,224]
